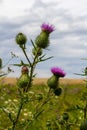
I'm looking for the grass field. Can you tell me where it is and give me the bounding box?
[1,77,85,85]
[0,77,86,130]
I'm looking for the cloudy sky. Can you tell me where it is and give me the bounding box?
[0,0,87,78]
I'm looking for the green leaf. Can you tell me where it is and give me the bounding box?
[0,73,7,77]
[39,56,53,62]
[74,73,86,76]
[12,60,29,67]
[30,39,36,49]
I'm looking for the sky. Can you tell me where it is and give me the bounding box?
[0,0,87,78]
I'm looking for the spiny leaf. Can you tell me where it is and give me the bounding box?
[39,54,46,59]
[0,73,7,77]
[81,58,87,60]
[30,39,36,49]
[39,56,53,62]
[74,73,86,76]
[12,60,29,67]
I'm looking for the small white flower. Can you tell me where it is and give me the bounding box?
[4,101,8,104]
[23,113,28,116]
[13,99,18,102]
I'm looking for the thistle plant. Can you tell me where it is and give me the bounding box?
[0,23,67,130]
[47,67,66,96]
[0,56,14,77]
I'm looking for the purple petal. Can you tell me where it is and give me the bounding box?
[51,67,66,77]
[41,23,55,33]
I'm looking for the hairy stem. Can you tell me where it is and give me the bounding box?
[25,48,41,92]
[84,100,87,119]
[12,99,23,130]
[21,47,31,67]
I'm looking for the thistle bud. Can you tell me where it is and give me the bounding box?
[17,74,29,89]
[54,87,62,96]
[63,112,69,121]
[35,23,54,49]
[21,66,29,74]
[0,58,2,69]
[17,66,29,89]
[15,33,27,46]
[47,75,58,89]
[32,47,42,56]
[35,32,49,49]
[80,119,87,130]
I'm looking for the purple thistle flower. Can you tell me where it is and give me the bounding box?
[41,23,55,33]
[51,67,66,77]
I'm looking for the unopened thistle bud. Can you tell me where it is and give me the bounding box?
[17,66,29,89]
[54,87,62,96]
[17,74,29,89]
[63,112,69,121]
[21,66,29,74]
[35,23,54,49]
[0,58,2,69]
[15,33,27,46]
[47,75,58,89]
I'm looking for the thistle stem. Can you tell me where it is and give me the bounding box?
[84,100,87,119]
[12,99,23,130]
[21,47,31,67]
[25,48,41,92]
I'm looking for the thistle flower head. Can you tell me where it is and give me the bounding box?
[41,23,55,34]
[51,67,66,77]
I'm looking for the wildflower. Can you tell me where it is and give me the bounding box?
[35,23,54,49]
[47,67,66,89]
[15,32,27,46]
[51,67,66,77]
[41,23,54,34]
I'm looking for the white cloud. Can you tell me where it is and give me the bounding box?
[0,0,35,18]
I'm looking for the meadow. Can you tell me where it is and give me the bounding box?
[0,78,86,130]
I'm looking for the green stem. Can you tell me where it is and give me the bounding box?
[21,47,31,67]
[31,89,51,121]
[12,100,23,130]
[25,48,41,92]
[84,100,87,119]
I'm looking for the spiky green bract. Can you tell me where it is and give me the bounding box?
[54,87,62,96]
[35,31,49,49]
[47,75,58,89]
[0,58,2,69]
[32,47,42,56]
[17,74,29,89]
[80,119,87,130]
[15,33,27,46]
